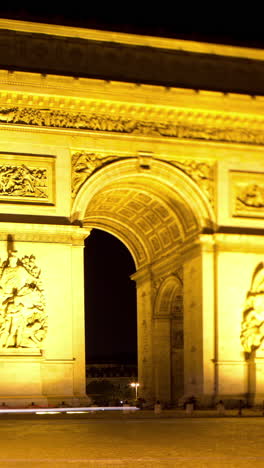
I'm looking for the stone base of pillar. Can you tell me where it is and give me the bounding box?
[213,394,247,408]
[179,393,215,409]
[0,396,49,409]
[0,394,91,409]
[46,394,91,407]
[0,353,89,408]
[245,350,264,406]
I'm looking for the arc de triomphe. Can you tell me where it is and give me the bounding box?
[0,19,264,407]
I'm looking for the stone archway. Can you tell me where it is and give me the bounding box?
[72,157,215,404]
[153,274,183,405]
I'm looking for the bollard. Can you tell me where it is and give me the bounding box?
[154,400,162,415]
[186,403,194,415]
[123,401,130,414]
[216,400,225,416]
[238,399,243,416]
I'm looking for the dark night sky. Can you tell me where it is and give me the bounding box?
[1,7,264,363]
[0,7,264,48]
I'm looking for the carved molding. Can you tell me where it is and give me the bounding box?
[0,153,55,205]
[0,223,90,245]
[1,102,264,147]
[173,267,183,286]
[152,268,183,294]
[0,249,47,350]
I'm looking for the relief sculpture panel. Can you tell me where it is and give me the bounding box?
[0,153,55,205]
[0,250,47,349]
[231,171,264,218]
[241,262,264,354]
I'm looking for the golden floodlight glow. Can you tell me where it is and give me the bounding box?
[0,18,264,409]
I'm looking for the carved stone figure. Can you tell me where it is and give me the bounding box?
[241,263,264,354]
[237,184,264,208]
[0,250,47,349]
[170,160,214,203]
[72,152,118,197]
[0,164,48,199]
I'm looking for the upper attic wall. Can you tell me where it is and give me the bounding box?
[1,19,264,95]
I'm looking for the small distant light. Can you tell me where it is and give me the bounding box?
[36,411,61,415]
[130,382,140,398]
[120,400,123,404]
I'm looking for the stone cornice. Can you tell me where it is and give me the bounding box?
[1,71,264,113]
[185,232,264,254]
[212,233,264,252]
[0,87,264,146]
[1,18,263,61]
[0,222,90,244]
[1,20,264,94]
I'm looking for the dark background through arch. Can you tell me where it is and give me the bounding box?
[84,229,137,364]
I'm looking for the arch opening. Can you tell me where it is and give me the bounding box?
[73,158,215,404]
[84,229,137,367]
[154,276,184,405]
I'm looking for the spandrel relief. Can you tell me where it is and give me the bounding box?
[71,151,118,198]
[241,263,264,354]
[0,153,55,205]
[0,250,47,349]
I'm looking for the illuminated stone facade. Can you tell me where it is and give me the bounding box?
[0,19,264,406]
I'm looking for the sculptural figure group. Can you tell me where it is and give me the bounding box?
[241,262,264,354]
[0,249,47,349]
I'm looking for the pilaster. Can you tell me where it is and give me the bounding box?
[131,266,154,402]
[0,223,90,406]
[182,235,215,406]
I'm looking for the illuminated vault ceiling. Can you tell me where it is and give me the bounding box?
[83,181,198,267]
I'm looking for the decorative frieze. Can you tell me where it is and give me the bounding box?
[0,153,55,205]
[1,104,264,147]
